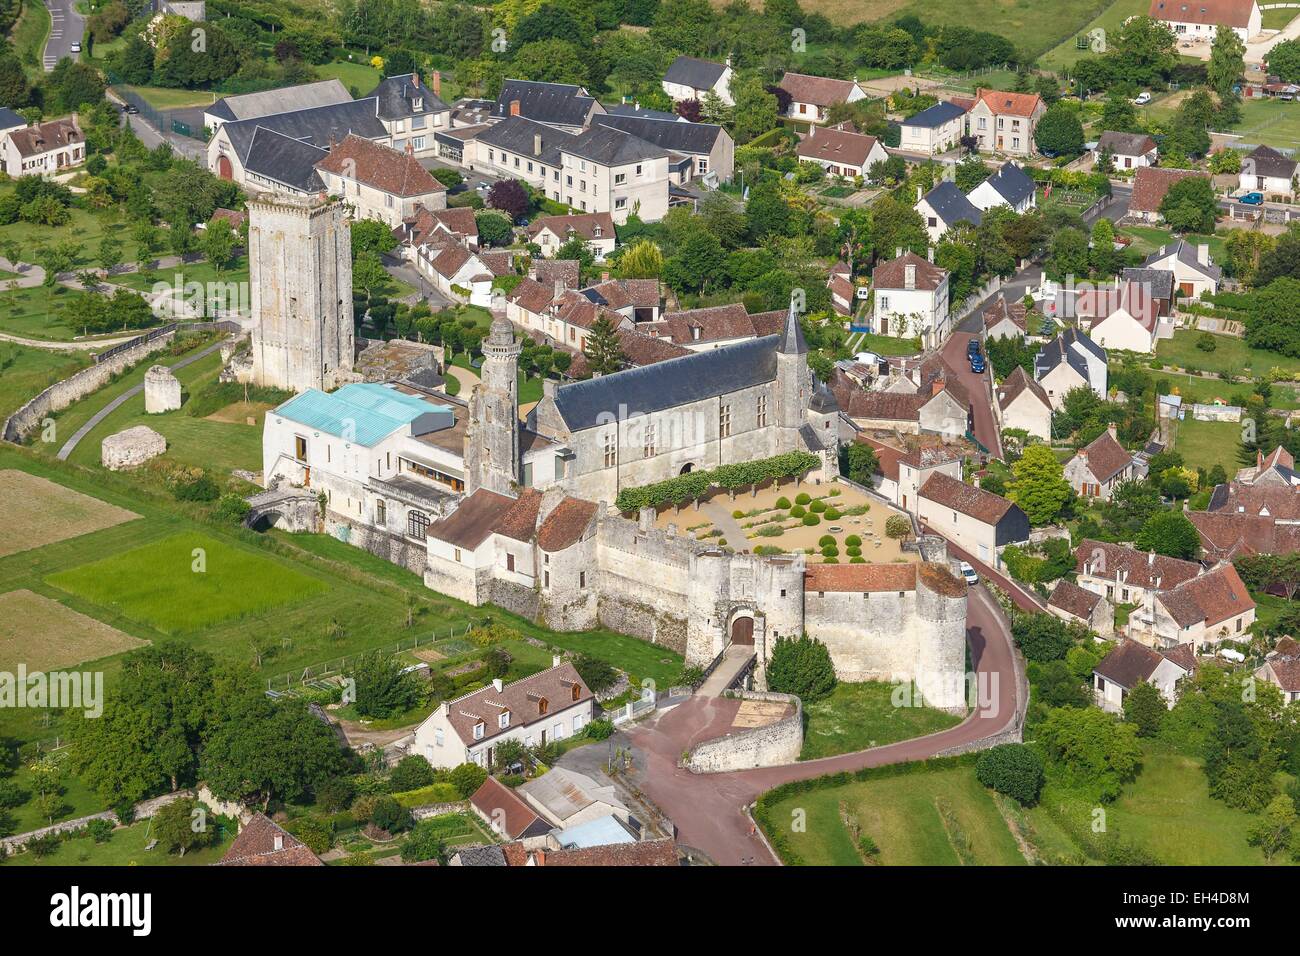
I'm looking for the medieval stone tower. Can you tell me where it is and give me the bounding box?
[774,298,812,443]
[464,315,521,494]
[249,193,354,393]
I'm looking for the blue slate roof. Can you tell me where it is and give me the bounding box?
[274,383,452,446]
[985,162,1036,207]
[903,101,966,129]
[0,107,26,130]
[921,181,981,228]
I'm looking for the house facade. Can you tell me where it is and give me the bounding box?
[1240,144,1297,199]
[1149,0,1261,44]
[1092,639,1194,713]
[1095,130,1158,171]
[1063,425,1137,500]
[917,472,1030,568]
[778,72,868,124]
[871,251,950,349]
[661,56,734,106]
[795,124,887,178]
[995,366,1052,441]
[967,89,1045,157]
[898,101,967,155]
[1,116,83,177]
[313,134,446,229]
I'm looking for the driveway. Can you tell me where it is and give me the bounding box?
[619,585,1022,865]
[941,330,1003,459]
[42,0,83,71]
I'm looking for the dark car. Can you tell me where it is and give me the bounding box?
[969,351,986,374]
[967,338,982,357]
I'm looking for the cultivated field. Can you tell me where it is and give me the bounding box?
[0,469,139,558]
[47,533,330,635]
[0,589,147,672]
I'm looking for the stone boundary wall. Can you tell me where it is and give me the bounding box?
[410,801,471,821]
[2,328,177,444]
[682,690,803,773]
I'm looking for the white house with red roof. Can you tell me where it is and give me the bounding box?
[1063,425,1138,500]
[777,72,868,124]
[1142,562,1256,650]
[314,134,446,228]
[870,250,951,348]
[1149,0,1261,44]
[967,89,1046,157]
[994,366,1053,440]
[526,212,617,260]
[1075,279,1166,354]
[794,123,887,178]
[1092,638,1195,713]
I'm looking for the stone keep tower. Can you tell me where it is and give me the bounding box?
[774,298,812,445]
[248,193,354,393]
[465,316,521,494]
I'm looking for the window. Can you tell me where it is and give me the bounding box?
[473,722,484,740]
[635,164,643,176]
[614,198,627,210]
[615,172,626,185]
[579,571,586,589]
[544,570,550,588]
[499,711,510,728]
[454,548,462,562]
[603,433,617,468]
[375,499,386,526]
[757,394,768,427]
[385,193,394,208]
[434,728,444,746]
[539,698,549,715]
[720,403,732,438]
[879,295,889,310]
[407,510,429,538]
[643,423,656,458]
[294,435,307,461]
[527,161,534,173]
[506,553,515,573]
[699,159,708,173]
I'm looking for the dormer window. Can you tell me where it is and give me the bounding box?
[498,710,510,728]
[539,698,549,715]
[473,722,485,740]
[413,97,423,111]
[572,684,581,702]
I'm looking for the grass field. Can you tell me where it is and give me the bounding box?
[119,85,216,111]
[800,682,962,760]
[1,468,139,558]
[0,588,146,671]
[1039,0,1149,73]
[1263,8,1300,29]
[12,0,51,82]
[48,533,330,635]
[1227,97,1300,152]
[845,330,921,357]
[1118,226,1225,263]
[5,818,236,866]
[1157,329,1300,379]
[765,762,1027,865]
[316,60,383,93]
[1171,417,1243,480]
[0,343,92,417]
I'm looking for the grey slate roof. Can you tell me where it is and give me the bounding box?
[591,113,725,156]
[607,103,680,121]
[368,72,449,120]
[474,115,574,167]
[985,162,1036,207]
[452,844,508,866]
[903,101,966,129]
[1034,327,1104,382]
[552,335,779,431]
[1246,144,1297,179]
[0,107,26,129]
[567,124,669,166]
[779,302,807,355]
[494,79,598,127]
[1143,239,1223,281]
[663,56,728,91]
[242,127,329,191]
[1121,267,1175,301]
[206,79,352,123]
[922,181,982,228]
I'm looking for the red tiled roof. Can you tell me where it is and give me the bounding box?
[1264,655,1300,693]
[1188,511,1300,561]
[872,251,948,292]
[996,366,1051,413]
[536,497,599,551]
[1208,482,1300,520]
[508,276,555,314]
[1157,562,1255,629]
[426,488,541,549]
[500,838,679,866]
[1075,539,1201,590]
[796,127,882,168]
[1072,429,1133,483]
[1150,0,1256,28]
[983,296,1027,333]
[526,212,616,242]
[443,662,593,747]
[1093,638,1166,689]
[470,776,549,840]
[919,472,1018,525]
[7,116,80,158]
[217,813,324,866]
[974,88,1043,118]
[316,133,443,197]
[1129,167,1207,214]
[1048,579,1102,620]
[804,562,918,593]
[533,259,580,291]
[1077,281,1158,334]
[778,72,861,107]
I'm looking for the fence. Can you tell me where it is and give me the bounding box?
[108,77,207,144]
[93,322,177,364]
[264,622,478,691]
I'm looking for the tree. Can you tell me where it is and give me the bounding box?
[1134,510,1200,560]
[486,179,530,221]
[1248,794,1296,859]
[1011,612,1075,662]
[474,210,513,247]
[1046,227,1089,282]
[1038,706,1143,801]
[614,239,664,279]
[1100,94,1139,134]
[663,231,727,292]
[730,70,779,143]
[766,634,837,702]
[350,651,423,718]
[1106,15,1177,88]
[352,252,389,297]
[581,315,626,375]
[1244,277,1300,357]
[842,442,878,485]
[1009,445,1072,525]
[1160,175,1217,233]
[351,218,398,258]
[389,754,436,792]
[448,762,488,798]
[97,236,123,275]
[401,819,449,863]
[1208,25,1246,102]
[1123,680,1167,737]
[201,218,236,274]
[1269,38,1300,83]
[975,744,1044,805]
[885,514,911,540]
[153,797,215,856]
[1034,103,1084,156]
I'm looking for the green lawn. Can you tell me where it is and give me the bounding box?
[450,351,545,405]
[800,682,962,760]
[48,533,330,634]
[1172,416,1243,479]
[1263,7,1300,29]
[0,343,92,418]
[1227,98,1300,152]
[120,85,217,111]
[316,60,383,94]
[1148,367,1251,406]
[845,330,921,357]
[1039,0,1150,73]
[764,762,1027,865]
[12,0,51,82]
[112,258,250,297]
[5,818,235,866]
[877,0,1113,57]
[1118,226,1225,263]
[1157,329,1300,379]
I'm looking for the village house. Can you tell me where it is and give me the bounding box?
[870,250,951,348]
[857,435,964,515]
[203,78,352,134]
[370,72,453,158]
[898,100,967,155]
[777,72,868,124]
[642,302,786,351]
[994,366,1053,441]
[1075,279,1167,354]
[1189,509,1300,562]
[916,181,982,243]
[491,79,605,132]
[1033,328,1108,408]
[1048,579,1115,639]
[1136,562,1256,650]
[1241,143,1298,199]
[1063,425,1138,500]
[217,813,325,866]
[1075,539,1203,610]
[917,471,1030,569]
[827,261,857,316]
[661,55,734,106]
[592,111,734,184]
[967,89,1045,157]
[983,295,1028,340]
[313,134,446,229]
[469,776,552,846]
[415,237,516,307]
[526,212,617,260]
[1127,167,1209,224]
[1255,640,1300,704]
[1142,239,1221,298]
[412,659,595,769]
[795,123,888,179]
[1095,130,1159,171]
[1149,0,1262,44]
[967,161,1037,214]
[1120,267,1175,316]
[517,766,633,830]
[1092,639,1196,713]
[1,116,83,177]
[395,205,479,252]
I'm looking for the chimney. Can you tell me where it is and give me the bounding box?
[916,184,922,202]
[927,246,934,263]
[412,72,420,88]
[601,271,610,282]
[1107,423,1118,441]
[931,377,944,397]
[542,379,557,400]
[273,834,284,851]
[552,654,562,668]
[492,678,504,692]
[904,263,916,290]
[895,246,903,259]
[1148,551,1155,567]
[405,140,414,156]
[553,278,564,298]
[510,99,521,117]
[533,133,542,156]
[431,71,441,97]
[1197,243,1209,266]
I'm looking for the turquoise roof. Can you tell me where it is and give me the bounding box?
[553,815,636,849]
[274,382,449,447]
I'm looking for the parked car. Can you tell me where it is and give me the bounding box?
[853,350,883,366]
[1133,91,1152,106]
[70,42,81,54]
[1237,192,1264,206]
[121,104,139,115]
[969,351,985,374]
[967,338,982,358]
[475,181,491,192]
[959,561,979,586]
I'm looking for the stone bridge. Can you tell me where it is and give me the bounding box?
[244,487,320,533]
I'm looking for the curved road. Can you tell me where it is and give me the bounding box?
[42,0,84,72]
[622,585,1024,865]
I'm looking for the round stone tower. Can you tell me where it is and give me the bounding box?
[464,316,521,494]
[913,562,969,713]
[685,548,732,666]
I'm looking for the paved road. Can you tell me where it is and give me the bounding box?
[621,584,1022,865]
[42,0,83,71]
[941,329,1002,459]
[54,337,228,460]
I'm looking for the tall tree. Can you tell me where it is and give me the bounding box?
[1009,445,1072,525]
[581,315,626,375]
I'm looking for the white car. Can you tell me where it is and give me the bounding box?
[70,42,81,54]
[853,350,883,366]
[959,561,979,586]
[1132,91,1151,106]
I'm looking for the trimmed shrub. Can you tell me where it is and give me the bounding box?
[802,513,821,526]
[850,556,866,563]
[732,509,745,518]
[795,492,812,505]
[790,505,806,518]
[809,499,827,513]
[846,546,862,557]
[820,545,839,557]
[845,534,862,547]
[824,508,841,520]
[818,535,836,547]
[775,496,792,509]
[885,514,911,539]
[975,744,1045,806]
